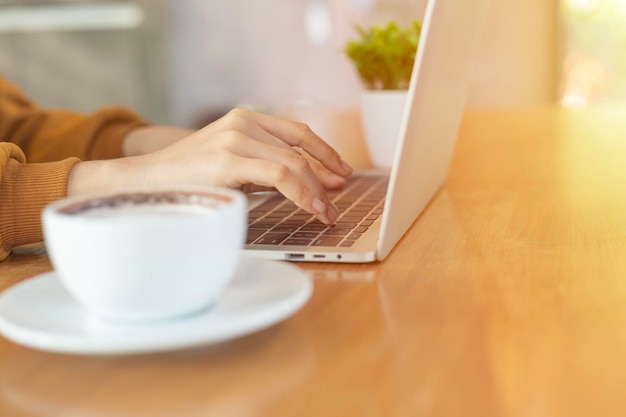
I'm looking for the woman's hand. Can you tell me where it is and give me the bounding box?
[68,108,353,224]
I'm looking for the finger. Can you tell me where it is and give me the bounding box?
[220,114,295,152]
[220,131,332,205]
[295,148,346,190]
[242,110,353,177]
[239,123,347,190]
[229,124,347,190]
[225,155,338,224]
[241,182,340,217]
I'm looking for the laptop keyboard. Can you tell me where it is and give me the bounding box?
[247,175,389,248]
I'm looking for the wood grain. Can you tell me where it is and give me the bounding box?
[2,108,626,417]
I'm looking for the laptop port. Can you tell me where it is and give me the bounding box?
[286,253,305,260]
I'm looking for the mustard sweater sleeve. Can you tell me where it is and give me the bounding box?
[0,143,78,260]
[0,77,148,162]
[0,77,149,260]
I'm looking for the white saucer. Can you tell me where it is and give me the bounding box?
[0,256,312,355]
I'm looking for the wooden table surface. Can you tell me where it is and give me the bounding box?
[2,108,626,417]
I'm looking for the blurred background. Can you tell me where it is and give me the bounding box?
[0,0,618,129]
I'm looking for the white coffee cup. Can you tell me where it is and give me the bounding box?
[42,187,247,322]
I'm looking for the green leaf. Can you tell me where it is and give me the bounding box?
[343,20,422,90]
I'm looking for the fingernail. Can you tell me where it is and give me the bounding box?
[340,159,353,174]
[312,197,326,214]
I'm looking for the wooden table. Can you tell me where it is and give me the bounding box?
[2,108,626,416]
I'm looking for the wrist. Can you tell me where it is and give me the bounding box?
[67,158,135,196]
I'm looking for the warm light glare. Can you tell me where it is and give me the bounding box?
[564,0,601,12]
[560,55,605,108]
[560,0,626,106]
[614,0,626,13]
[561,93,588,108]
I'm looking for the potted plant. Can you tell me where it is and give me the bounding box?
[344,21,421,167]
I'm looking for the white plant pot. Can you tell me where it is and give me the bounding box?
[360,90,408,168]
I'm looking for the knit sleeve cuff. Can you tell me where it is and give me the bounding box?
[0,156,79,260]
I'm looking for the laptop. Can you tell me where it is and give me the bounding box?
[244,0,490,263]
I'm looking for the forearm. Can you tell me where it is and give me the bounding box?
[122,125,195,157]
[67,125,194,194]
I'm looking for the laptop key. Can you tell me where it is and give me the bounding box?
[254,198,283,211]
[280,219,308,226]
[312,237,343,247]
[344,210,370,217]
[283,238,313,246]
[300,225,328,232]
[335,222,358,229]
[323,229,351,236]
[247,174,389,250]
[246,230,265,244]
[273,225,300,233]
[255,233,290,245]
[292,231,320,238]
[337,216,362,223]
[249,222,279,230]
[248,211,265,219]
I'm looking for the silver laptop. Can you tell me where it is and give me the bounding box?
[244,0,489,263]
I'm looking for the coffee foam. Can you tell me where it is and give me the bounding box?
[58,191,232,216]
